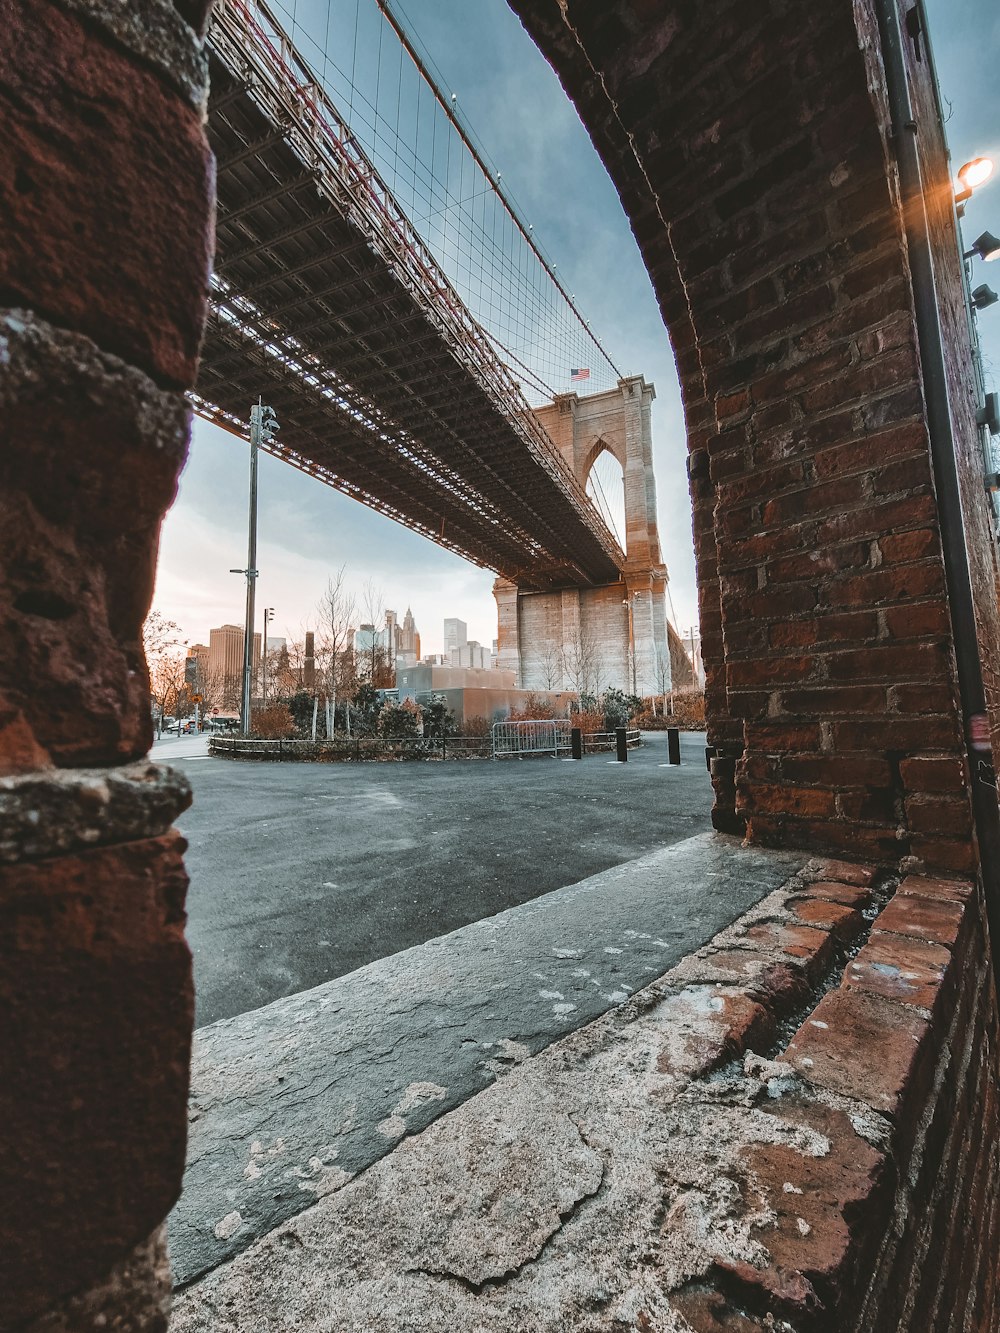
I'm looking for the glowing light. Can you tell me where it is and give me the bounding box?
[959,157,994,191]
[956,157,995,203]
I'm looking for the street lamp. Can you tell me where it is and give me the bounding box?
[956,156,994,205]
[232,400,279,736]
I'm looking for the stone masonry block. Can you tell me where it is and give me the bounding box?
[784,988,932,1119]
[0,761,191,864]
[0,311,190,767]
[54,0,209,103]
[1,0,214,387]
[0,832,193,1325]
[844,929,952,1013]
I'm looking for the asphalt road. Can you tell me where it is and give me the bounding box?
[171,731,714,1026]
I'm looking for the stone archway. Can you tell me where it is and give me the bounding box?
[5,0,1000,1323]
[509,0,1000,871]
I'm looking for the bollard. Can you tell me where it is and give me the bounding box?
[668,727,681,765]
[616,727,628,763]
[571,727,583,760]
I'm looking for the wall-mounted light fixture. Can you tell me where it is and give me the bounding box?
[978,393,1000,436]
[965,230,1000,263]
[972,284,999,311]
[956,157,995,204]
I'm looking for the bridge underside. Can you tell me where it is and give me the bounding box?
[196,23,623,592]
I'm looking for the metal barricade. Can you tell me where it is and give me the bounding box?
[491,718,573,759]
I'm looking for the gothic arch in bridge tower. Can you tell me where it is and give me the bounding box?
[494,375,672,697]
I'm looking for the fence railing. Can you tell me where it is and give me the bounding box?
[209,725,645,762]
[208,735,492,761]
[491,719,573,759]
[582,728,642,754]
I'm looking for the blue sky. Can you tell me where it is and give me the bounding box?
[154,0,999,655]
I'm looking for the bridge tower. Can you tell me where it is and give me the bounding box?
[494,375,671,697]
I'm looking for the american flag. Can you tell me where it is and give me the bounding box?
[570,367,590,382]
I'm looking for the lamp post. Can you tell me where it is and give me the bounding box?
[230,400,279,736]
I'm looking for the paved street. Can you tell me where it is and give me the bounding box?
[169,731,714,1026]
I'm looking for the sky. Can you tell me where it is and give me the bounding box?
[152,0,1000,657]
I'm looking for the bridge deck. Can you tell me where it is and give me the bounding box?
[196,0,624,591]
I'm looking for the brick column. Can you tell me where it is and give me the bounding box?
[508,0,997,871]
[0,0,214,1325]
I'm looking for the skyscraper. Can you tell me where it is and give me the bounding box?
[208,624,260,687]
[443,617,467,659]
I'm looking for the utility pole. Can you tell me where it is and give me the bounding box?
[230,400,279,736]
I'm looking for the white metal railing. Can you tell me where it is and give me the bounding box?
[491,719,573,759]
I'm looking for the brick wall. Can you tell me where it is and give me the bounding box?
[666,867,1000,1332]
[508,0,996,872]
[0,0,214,1325]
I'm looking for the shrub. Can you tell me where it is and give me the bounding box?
[378,697,422,738]
[667,691,706,729]
[462,714,492,738]
[253,704,295,738]
[571,708,606,735]
[421,694,457,738]
[507,692,557,721]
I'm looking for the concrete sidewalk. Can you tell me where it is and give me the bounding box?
[169,832,802,1288]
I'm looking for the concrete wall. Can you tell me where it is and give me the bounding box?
[407,686,575,726]
[517,582,672,696]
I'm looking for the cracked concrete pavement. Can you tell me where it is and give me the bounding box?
[170,729,714,1026]
[168,847,863,1333]
[169,832,803,1287]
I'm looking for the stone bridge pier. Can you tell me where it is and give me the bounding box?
[495,376,672,696]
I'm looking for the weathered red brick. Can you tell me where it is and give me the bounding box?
[0,833,193,1323]
[845,930,951,1011]
[721,1100,890,1321]
[897,874,974,905]
[784,988,931,1117]
[741,920,839,981]
[904,795,973,838]
[807,858,877,886]
[898,756,966,796]
[787,896,865,940]
[801,879,874,908]
[0,0,214,386]
[875,888,966,949]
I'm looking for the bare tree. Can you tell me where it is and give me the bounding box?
[563,629,603,698]
[143,612,187,735]
[536,640,564,691]
[318,566,357,735]
[359,578,393,687]
[651,648,672,716]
